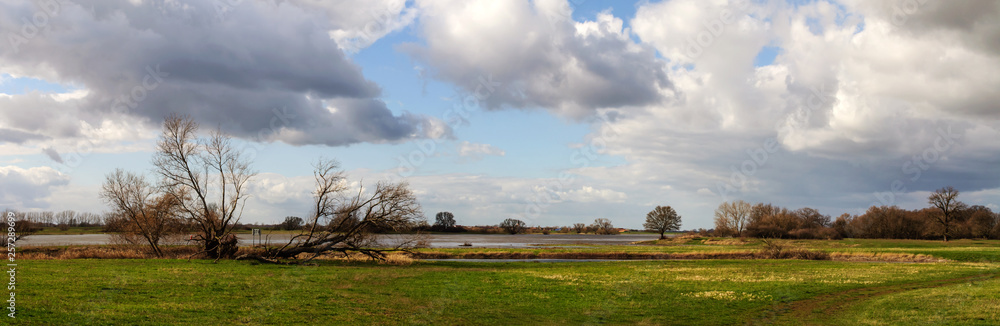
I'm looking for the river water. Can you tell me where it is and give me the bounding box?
[19,233,660,248]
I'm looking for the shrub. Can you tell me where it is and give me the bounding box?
[756,239,830,260]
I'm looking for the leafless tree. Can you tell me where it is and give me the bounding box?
[76,212,101,226]
[39,211,54,226]
[591,218,617,235]
[241,159,422,263]
[966,206,996,239]
[832,213,853,238]
[928,186,967,242]
[794,207,831,229]
[644,206,681,239]
[572,223,586,234]
[100,169,186,256]
[714,200,751,237]
[2,210,39,245]
[55,210,76,230]
[153,115,256,258]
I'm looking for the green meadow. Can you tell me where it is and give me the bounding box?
[13,239,1000,325]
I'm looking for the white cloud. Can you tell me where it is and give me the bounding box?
[307,0,419,53]
[551,0,1000,226]
[558,186,627,203]
[405,0,673,119]
[0,166,70,209]
[457,141,505,159]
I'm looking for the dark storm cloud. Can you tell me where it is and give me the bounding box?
[0,0,440,146]
[0,128,49,144]
[41,146,62,163]
[890,1,1000,53]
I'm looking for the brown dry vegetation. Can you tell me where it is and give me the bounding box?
[410,250,757,260]
[17,245,417,265]
[829,252,947,263]
[19,245,202,260]
[702,238,750,245]
[18,245,263,260]
[410,250,946,262]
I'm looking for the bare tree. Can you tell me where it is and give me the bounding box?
[928,186,967,242]
[77,212,101,227]
[40,211,54,226]
[644,206,681,239]
[572,223,586,234]
[832,213,853,238]
[55,210,76,230]
[434,211,456,229]
[242,159,422,263]
[591,218,617,235]
[2,211,39,245]
[967,206,996,239]
[794,207,831,229]
[714,200,751,237]
[100,169,186,256]
[153,115,256,258]
[499,218,526,234]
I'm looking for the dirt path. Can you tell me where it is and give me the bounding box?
[752,272,999,325]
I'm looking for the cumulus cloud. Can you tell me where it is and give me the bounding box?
[234,1,1000,228]
[0,0,443,148]
[0,166,70,209]
[404,0,674,119]
[557,186,627,203]
[569,0,1000,221]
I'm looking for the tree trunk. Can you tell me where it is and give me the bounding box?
[205,238,220,259]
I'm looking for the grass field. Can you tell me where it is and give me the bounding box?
[13,238,1000,325]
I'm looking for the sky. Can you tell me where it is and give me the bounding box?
[0,0,998,229]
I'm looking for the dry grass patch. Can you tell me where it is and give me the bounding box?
[410,251,769,260]
[19,245,204,259]
[703,238,750,245]
[684,291,773,302]
[830,252,949,263]
[18,245,420,264]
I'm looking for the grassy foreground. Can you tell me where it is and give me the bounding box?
[14,257,1000,325]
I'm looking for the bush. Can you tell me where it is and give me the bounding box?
[591,218,617,235]
[756,239,830,260]
[499,218,526,234]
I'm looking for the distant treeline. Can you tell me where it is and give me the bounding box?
[3,210,104,229]
[713,187,998,240]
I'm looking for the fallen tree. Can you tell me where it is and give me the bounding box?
[238,159,423,264]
